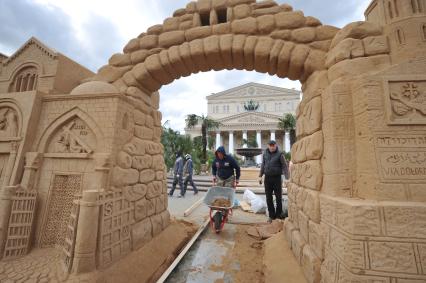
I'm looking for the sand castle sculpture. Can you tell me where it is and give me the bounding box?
[0,0,425,281]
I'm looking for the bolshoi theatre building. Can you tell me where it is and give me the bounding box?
[185,82,301,163]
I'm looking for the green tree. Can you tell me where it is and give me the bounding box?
[185,114,220,164]
[161,126,192,170]
[278,113,297,150]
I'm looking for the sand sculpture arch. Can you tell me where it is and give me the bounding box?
[94,0,342,94]
[80,0,409,281]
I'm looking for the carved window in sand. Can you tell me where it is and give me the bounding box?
[412,0,424,13]
[40,174,82,247]
[9,66,38,93]
[422,23,426,41]
[47,117,96,156]
[395,28,405,45]
[0,107,19,138]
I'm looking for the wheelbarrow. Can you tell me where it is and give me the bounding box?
[204,186,235,233]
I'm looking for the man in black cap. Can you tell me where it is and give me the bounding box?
[259,140,289,222]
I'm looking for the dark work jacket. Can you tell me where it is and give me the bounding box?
[260,147,289,178]
[212,155,241,180]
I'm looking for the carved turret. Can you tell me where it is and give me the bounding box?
[365,0,426,63]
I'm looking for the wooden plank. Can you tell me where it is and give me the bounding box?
[183,198,204,217]
[156,219,209,283]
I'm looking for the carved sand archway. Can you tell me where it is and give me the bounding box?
[88,1,411,282]
[94,1,340,94]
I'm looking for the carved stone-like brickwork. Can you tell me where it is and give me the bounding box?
[40,175,82,247]
[319,195,426,282]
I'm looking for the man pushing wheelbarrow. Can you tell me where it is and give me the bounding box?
[204,146,241,233]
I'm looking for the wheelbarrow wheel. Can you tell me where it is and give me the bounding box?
[213,211,223,233]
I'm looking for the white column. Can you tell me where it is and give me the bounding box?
[215,131,221,149]
[256,130,262,164]
[285,131,291,152]
[242,131,248,148]
[283,133,286,153]
[270,130,276,142]
[228,131,234,155]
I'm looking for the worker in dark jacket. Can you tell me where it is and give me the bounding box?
[259,140,289,222]
[183,154,198,195]
[212,146,241,188]
[169,151,184,197]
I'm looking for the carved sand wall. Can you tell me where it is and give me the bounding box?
[91,0,426,281]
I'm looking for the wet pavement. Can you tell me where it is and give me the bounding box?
[166,225,238,283]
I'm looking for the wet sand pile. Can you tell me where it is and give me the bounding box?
[211,198,231,207]
[210,225,265,283]
[93,219,198,283]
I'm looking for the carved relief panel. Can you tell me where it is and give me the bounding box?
[375,135,426,182]
[0,107,19,138]
[47,117,96,154]
[40,174,82,247]
[384,79,426,125]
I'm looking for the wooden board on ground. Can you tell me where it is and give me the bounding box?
[183,198,203,217]
[239,200,253,212]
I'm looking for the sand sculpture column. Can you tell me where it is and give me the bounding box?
[72,190,100,273]
[20,152,42,191]
[92,153,112,191]
[1,142,19,188]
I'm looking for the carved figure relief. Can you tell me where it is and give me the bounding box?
[0,107,18,137]
[386,80,426,124]
[48,118,96,154]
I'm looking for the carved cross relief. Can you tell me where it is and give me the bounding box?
[387,80,426,124]
[48,118,95,154]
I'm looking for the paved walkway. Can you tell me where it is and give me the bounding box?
[0,248,63,283]
[0,190,279,282]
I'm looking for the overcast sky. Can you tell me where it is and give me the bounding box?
[0,0,371,132]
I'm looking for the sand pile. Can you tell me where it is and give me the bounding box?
[211,198,231,207]
[93,219,198,283]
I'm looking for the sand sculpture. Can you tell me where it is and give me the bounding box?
[0,0,425,282]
